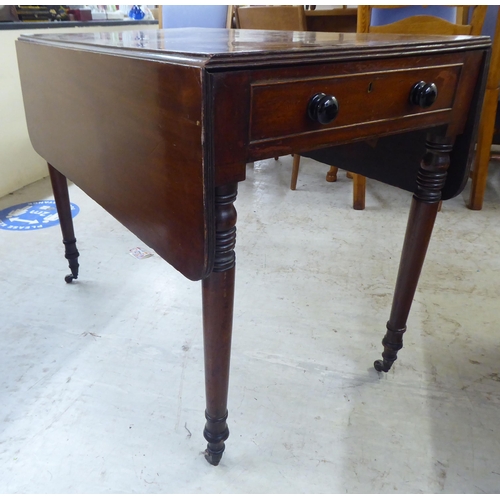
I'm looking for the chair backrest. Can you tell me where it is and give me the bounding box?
[161,5,228,29]
[304,7,358,33]
[357,5,487,36]
[235,5,306,31]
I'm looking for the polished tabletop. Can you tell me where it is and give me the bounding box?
[20,28,490,67]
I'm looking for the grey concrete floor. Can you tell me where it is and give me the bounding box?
[0,156,499,493]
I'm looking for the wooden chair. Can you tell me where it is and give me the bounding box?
[235,5,306,31]
[357,5,485,35]
[468,6,500,210]
[290,5,485,198]
[235,5,306,189]
[345,5,487,209]
[236,4,358,33]
[236,5,343,190]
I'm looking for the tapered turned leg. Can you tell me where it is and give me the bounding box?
[374,136,453,372]
[202,183,237,465]
[48,164,80,283]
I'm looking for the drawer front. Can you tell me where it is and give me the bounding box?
[249,63,461,144]
[210,51,483,186]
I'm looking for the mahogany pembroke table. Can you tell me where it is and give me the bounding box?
[16,28,490,465]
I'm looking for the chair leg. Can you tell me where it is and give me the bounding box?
[467,88,498,210]
[290,154,301,190]
[326,165,338,182]
[352,173,366,210]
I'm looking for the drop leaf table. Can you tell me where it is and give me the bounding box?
[16,28,490,465]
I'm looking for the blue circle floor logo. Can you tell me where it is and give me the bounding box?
[0,200,79,231]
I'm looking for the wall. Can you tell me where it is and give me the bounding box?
[0,23,158,199]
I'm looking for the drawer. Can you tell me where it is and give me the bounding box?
[249,63,462,144]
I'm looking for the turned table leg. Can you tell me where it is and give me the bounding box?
[202,183,237,465]
[48,163,80,283]
[374,136,452,373]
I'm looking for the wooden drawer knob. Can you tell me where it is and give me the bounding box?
[410,81,438,108]
[307,92,339,125]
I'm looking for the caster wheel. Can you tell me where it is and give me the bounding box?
[374,359,389,372]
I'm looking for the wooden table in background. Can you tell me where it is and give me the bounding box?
[16,28,490,465]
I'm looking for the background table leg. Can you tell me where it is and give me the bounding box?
[374,136,453,373]
[48,163,80,283]
[202,183,237,465]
